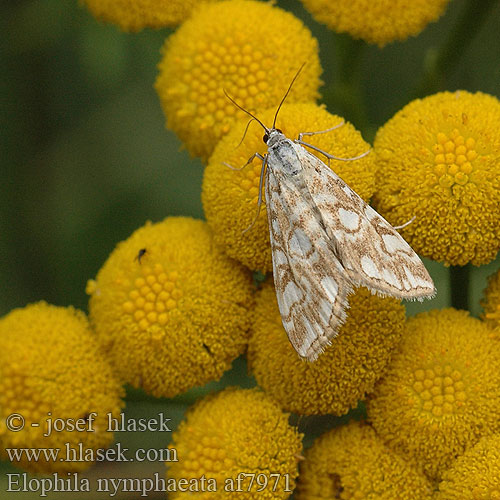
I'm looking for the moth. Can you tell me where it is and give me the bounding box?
[225,71,435,362]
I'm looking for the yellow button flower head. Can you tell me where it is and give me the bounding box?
[87,217,254,398]
[0,303,124,473]
[155,0,322,160]
[83,0,218,32]
[299,0,449,46]
[248,282,405,415]
[481,268,500,329]
[367,308,500,480]
[203,102,375,272]
[435,433,500,500]
[373,91,500,266]
[296,421,433,499]
[167,387,303,498]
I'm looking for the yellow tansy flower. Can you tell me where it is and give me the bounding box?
[296,421,433,500]
[82,0,217,32]
[87,217,254,398]
[203,102,375,272]
[481,268,500,329]
[373,91,500,266]
[367,308,500,480]
[435,433,500,500]
[167,387,303,499]
[0,303,124,473]
[248,282,405,415]
[155,0,322,160]
[300,0,449,46]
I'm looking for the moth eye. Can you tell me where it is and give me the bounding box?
[263,133,269,143]
[276,129,282,134]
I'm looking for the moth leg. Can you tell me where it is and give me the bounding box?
[223,152,265,171]
[242,154,267,234]
[393,215,416,230]
[297,122,345,141]
[295,139,371,162]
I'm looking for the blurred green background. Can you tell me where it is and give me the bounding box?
[1,0,500,498]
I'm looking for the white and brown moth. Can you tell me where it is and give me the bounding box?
[226,72,435,362]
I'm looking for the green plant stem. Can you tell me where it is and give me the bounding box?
[450,265,470,310]
[324,35,368,133]
[414,0,499,97]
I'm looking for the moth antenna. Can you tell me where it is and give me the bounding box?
[223,89,269,133]
[272,63,306,129]
[236,118,256,148]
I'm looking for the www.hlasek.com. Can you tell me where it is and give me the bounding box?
[5,441,176,464]
[7,472,294,497]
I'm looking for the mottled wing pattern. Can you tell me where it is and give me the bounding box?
[265,162,353,361]
[296,145,435,299]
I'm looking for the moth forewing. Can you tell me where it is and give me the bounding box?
[265,140,354,360]
[295,145,436,300]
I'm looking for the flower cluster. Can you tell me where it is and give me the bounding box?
[435,433,500,499]
[299,0,450,46]
[82,0,217,31]
[87,216,254,398]
[155,0,322,160]
[0,303,124,473]
[296,421,433,499]
[167,387,303,499]
[373,91,500,267]
[367,308,500,480]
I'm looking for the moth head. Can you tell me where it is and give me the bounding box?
[263,129,282,143]
[264,128,285,147]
